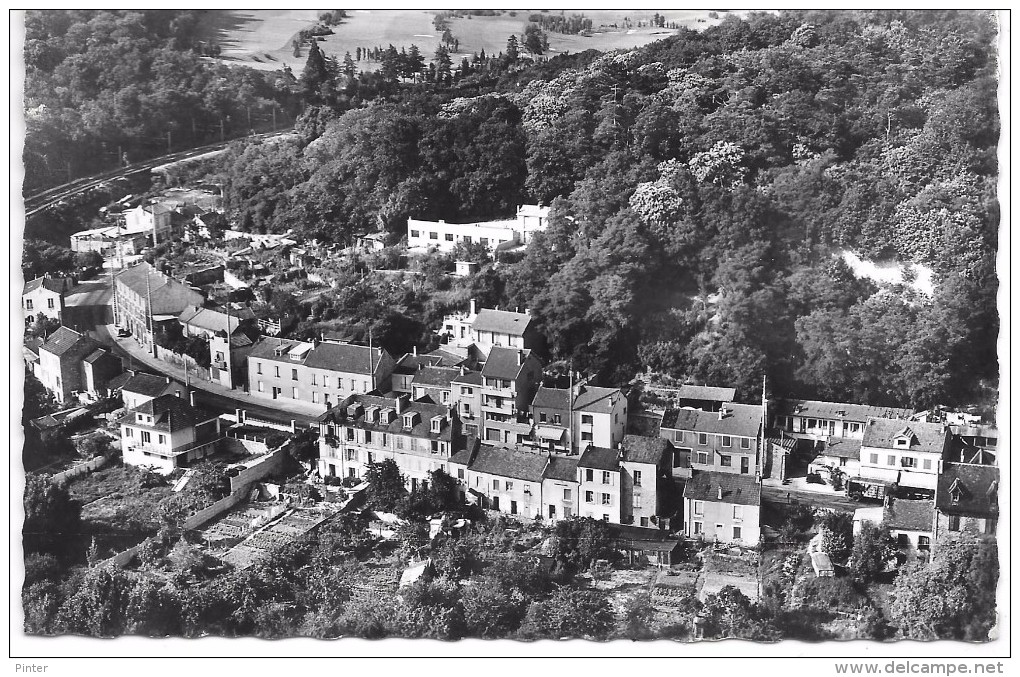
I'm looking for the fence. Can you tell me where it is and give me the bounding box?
[238,411,296,433]
[228,447,286,494]
[153,345,211,382]
[51,455,108,485]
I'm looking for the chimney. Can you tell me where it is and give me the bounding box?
[460,366,466,376]
[413,345,418,356]
[524,307,530,315]
[395,395,407,415]
[717,486,723,500]
[175,390,183,398]
[165,376,171,384]
[883,493,893,508]
[470,298,477,316]
[189,390,196,407]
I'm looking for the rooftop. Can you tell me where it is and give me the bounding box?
[412,366,463,389]
[676,385,736,403]
[467,445,549,483]
[481,347,532,380]
[319,395,454,442]
[883,498,934,533]
[684,471,761,507]
[775,399,913,422]
[661,403,762,439]
[531,385,623,414]
[544,456,578,482]
[936,464,999,517]
[578,446,620,472]
[249,337,387,375]
[119,393,218,432]
[120,372,174,397]
[862,417,949,454]
[40,326,97,358]
[472,308,532,336]
[820,436,862,461]
[622,435,672,465]
[24,275,72,296]
[177,306,244,335]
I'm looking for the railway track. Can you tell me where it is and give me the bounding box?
[22,130,293,218]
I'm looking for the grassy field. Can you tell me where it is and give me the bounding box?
[196,9,734,73]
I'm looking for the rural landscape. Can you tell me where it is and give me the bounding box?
[18,8,1001,657]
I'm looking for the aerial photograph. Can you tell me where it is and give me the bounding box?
[13,8,1006,669]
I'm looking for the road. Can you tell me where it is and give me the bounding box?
[93,325,321,428]
[761,483,863,513]
[23,129,293,218]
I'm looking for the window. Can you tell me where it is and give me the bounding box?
[47,298,55,309]
[896,533,909,547]
[948,515,961,531]
[505,481,514,492]
[429,232,438,240]
[807,418,817,429]
[896,438,908,448]
[741,457,750,474]
[457,468,465,480]
[581,414,593,424]
[157,434,165,445]
[848,423,861,433]
[445,233,454,242]
[918,536,930,551]
[887,455,896,466]
[540,412,547,423]
[256,362,262,375]
[640,517,649,527]
[258,381,264,392]
[901,456,915,468]
[141,431,151,444]
[292,387,299,398]
[346,449,356,461]
[733,526,742,540]
[410,230,420,238]
[733,505,743,521]
[493,479,499,490]
[311,374,317,386]
[553,414,562,424]
[25,300,32,310]
[312,392,319,404]
[601,493,611,505]
[693,501,704,517]
[479,238,489,247]
[395,436,404,449]
[510,500,517,515]
[563,488,571,501]
[125,428,133,438]
[692,521,703,535]
[523,484,530,495]
[633,470,642,487]
[441,391,449,403]
[696,451,709,465]
[601,471,611,485]
[603,515,610,522]
[585,491,594,504]
[585,469,594,482]
[364,430,372,444]
[346,428,355,442]
[274,366,280,377]
[673,430,684,443]
[633,494,642,509]
[698,433,708,445]
[291,368,298,381]
[740,438,750,449]
[722,435,732,447]
[720,455,732,467]
[869,453,879,465]
[464,236,472,244]
[581,432,593,441]
[922,459,932,470]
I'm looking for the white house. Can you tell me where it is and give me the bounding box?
[119,392,222,474]
[407,204,550,254]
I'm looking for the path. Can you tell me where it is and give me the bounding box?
[761,484,862,513]
[94,324,325,427]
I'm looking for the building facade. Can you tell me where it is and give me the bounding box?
[38,326,103,403]
[933,463,998,542]
[23,276,73,325]
[660,403,763,477]
[856,418,951,495]
[407,204,549,254]
[772,400,913,443]
[530,384,628,454]
[683,471,761,546]
[120,392,222,474]
[479,347,543,445]
[114,262,204,351]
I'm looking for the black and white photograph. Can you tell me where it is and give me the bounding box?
[10,7,1010,671]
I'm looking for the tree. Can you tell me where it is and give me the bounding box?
[341,51,355,78]
[434,44,452,85]
[819,511,854,563]
[505,34,520,61]
[460,580,528,638]
[523,24,546,55]
[518,588,615,640]
[850,523,895,583]
[300,41,330,102]
[890,535,998,641]
[364,458,406,512]
[54,566,132,637]
[551,517,613,574]
[23,474,81,555]
[701,585,780,641]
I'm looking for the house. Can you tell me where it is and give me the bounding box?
[541,456,579,522]
[673,385,736,412]
[69,224,148,256]
[119,392,222,474]
[23,275,73,324]
[530,384,628,454]
[452,370,483,436]
[247,337,395,409]
[933,463,998,542]
[177,305,248,339]
[451,444,549,519]
[209,329,255,390]
[114,262,204,351]
[659,403,763,477]
[454,260,480,277]
[38,326,103,403]
[947,424,997,465]
[81,348,123,401]
[479,347,543,445]
[178,264,224,288]
[619,435,673,529]
[882,498,935,563]
[62,279,114,331]
[772,399,913,443]
[317,394,459,488]
[576,446,623,523]
[411,366,463,406]
[23,337,43,379]
[807,437,863,481]
[117,371,188,409]
[406,204,549,253]
[123,203,176,245]
[438,299,540,358]
[391,351,446,394]
[852,418,951,499]
[683,471,761,546]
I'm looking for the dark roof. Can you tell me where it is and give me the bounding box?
[467,445,548,482]
[531,385,623,414]
[106,372,133,391]
[628,412,661,437]
[449,448,474,466]
[622,435,671,465]
[676,385,736,402]
[820,436,862,461]
[319,395,453,442]
[766,435,798,452]
[883,499,934,533]
[578,446,620,472]
[121,373,174,397]
[249,337,387,375]
[544,456,578,482]
[472,308,531,336]
[412,366,461,389]
[425,348,470,367]
[683,471,760,507]
[116,262,203,315]
[24,337,43,356]
[936,464,999,517]
[178,306,243,334]
[661,403,761,438]
[394,352,444,375]
[40,326,96,358]
[83,348,112,364]
[775,399,913,422]
[481,347,531,380]
[862,418,949,455]
[119,393,217,432]
[24,276,72,295]
[452,370,483,386]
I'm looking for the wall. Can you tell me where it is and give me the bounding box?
[51,455,108,485]
[228,447,286,494]
[541,478,579,522]
[685,498,760,546]
[578,468,622,523]
[666,428,758,476]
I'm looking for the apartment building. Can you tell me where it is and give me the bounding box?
[479,347,543,445]
[452,445,548,519]
[659,402,763,476]
[247,337,395,409]
[439,300,540,359]
[316,393,459,489]
[772,399,913,443]
[576,446,623,523]
[114,262,204,351]
[530,384,628,454]
[542,456,580,522]
[619,435,673,529]
[38,326,105,403]
[853,418,951,497]
[452,370,483,436]
[933,463,998,541]
[683,471,761,546]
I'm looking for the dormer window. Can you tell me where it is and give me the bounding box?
[896,438,909,448]
[403,412,420,430]
[365,406,379,423]
[431,416,444,433]
[949,478,963,505]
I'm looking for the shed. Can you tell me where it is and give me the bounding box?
[810,551,834,577]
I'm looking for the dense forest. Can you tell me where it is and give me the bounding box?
[22,10,303,192]
[213,10,998,410]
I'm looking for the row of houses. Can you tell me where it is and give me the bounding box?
[407,204,550,254]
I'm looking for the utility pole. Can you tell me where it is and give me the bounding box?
[567,361,574,455]
[145,264,154,356]
[166,130,172,154]
[368,328,376,392]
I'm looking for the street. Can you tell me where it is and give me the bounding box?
[761,483,865,513]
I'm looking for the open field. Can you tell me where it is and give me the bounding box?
[196,9,735,73]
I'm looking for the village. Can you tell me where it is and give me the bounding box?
[20,172,999,639]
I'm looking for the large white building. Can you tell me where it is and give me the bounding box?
[407,204,550,254]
